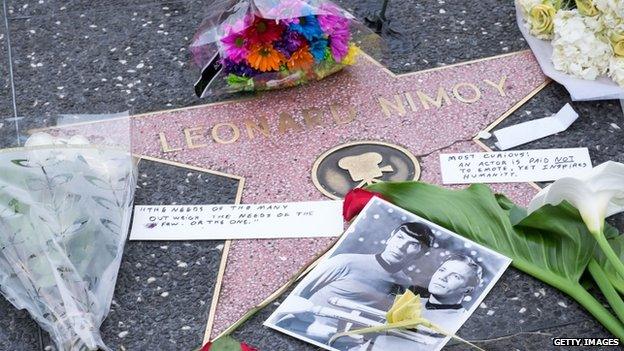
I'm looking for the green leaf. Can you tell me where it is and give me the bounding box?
[84,175,110,189]
[63,218,89,235]
[8,199,20,214]
[210,336,243,351]
[11,159,32,167]
[100,218,121,235]
[50,173,73,186]
[367,182,595,286]
[92,196,116,210]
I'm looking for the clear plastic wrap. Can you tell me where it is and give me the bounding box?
[191,0,382,97]
[0,113,137,351]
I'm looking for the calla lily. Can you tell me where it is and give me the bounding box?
[528,161,624,234]
[528,161,624,278]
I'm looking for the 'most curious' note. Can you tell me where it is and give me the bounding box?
[440,148,592,184]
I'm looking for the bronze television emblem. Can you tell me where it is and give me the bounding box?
[312,141,421,199]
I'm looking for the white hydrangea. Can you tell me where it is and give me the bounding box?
[608,56,624,86]
[551,10,612,80]
[595,0,624,17]
[595,0,624,28]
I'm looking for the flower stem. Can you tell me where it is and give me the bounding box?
[511,258,624,339]
[594,231,624,283]
[588,259,624,324]
[566,283,624,339]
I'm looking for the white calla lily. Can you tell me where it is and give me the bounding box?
[528,161,624,279]
[528,161,624,233]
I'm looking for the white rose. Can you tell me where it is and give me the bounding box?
[23,133,93,168]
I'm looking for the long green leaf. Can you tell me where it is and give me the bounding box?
[367,182,624,338]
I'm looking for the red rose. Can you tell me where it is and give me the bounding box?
[240,343,258,351]
[343,188,385,221]
[200,341,258,351]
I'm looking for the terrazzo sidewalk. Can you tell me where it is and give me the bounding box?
[0,1,622,350]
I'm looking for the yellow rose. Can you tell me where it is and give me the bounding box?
[611,32,624,57]
[529,4,557,38]
[576,0,600,16]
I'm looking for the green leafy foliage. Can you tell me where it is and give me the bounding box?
[367,182,597,288]
[210,336,244,351]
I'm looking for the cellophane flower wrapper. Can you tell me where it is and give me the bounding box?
[0,113,137,351]
[191,0,382,97]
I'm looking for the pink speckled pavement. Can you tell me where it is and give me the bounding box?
[53,50,548,339]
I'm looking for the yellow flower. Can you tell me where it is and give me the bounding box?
[529,3,557,38]
[576,0,599,16]
[328,289,486,350]
[386,290,422,323]
[611,32,624,57]
[341,44,359,66]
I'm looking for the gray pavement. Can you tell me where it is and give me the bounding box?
[0,0,622,350]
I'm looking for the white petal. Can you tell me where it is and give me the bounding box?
[528,161,624,233]
[24,132,55,147]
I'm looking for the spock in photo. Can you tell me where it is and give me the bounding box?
[271,222,434,350]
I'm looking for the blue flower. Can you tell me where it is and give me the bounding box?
[289,16,323,41]
[310,38,328,62]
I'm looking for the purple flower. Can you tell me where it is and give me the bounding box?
[317,3,350,35]
[329,30,350,61]
[221,58,259,77]
[274,29,304,58]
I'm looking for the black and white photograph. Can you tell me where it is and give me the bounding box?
[264,197,511,351]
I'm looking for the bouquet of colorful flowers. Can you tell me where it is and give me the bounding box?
[191,0,378,97]
[516,0,624,100]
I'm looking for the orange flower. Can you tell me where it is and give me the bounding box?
[247,44,284,72]
[287,45,314,71]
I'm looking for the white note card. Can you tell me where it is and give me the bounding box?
[493,103,579,150]
[440,148,592,184]
[130,200,344,241]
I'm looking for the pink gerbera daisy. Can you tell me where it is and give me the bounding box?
[221,30,249,63]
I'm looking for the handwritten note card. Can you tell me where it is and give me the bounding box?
[440,148,592,184]
[129,200,344,241]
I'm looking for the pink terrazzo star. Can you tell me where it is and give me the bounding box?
[50,50,548,341]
